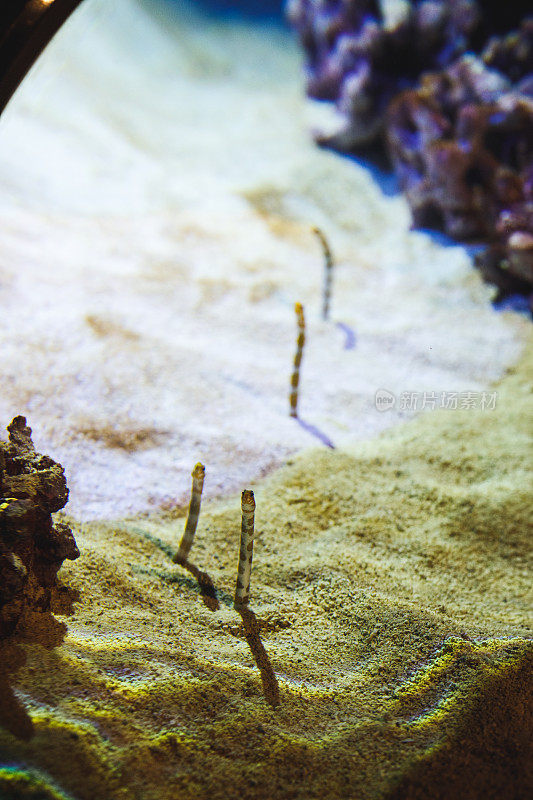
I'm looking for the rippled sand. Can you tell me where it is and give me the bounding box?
[1,330,531,799]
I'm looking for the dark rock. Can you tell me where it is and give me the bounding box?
[0,417,79,639]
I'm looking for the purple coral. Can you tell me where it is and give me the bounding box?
[385,57,528,235]
[483,18,533,84]
[288,2,533,301]
[385,28,532,296]
[287,0,481,147]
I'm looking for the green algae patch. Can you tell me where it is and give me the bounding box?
[385,647,533,800]
[1,335,531,799]
[0,768,74,800]
[394,637,532,734]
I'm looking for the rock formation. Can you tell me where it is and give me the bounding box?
[288,2,533,303]
[0,416,79,640]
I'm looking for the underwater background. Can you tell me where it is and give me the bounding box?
[0,1,531,799]
[189,0,285,19]
[0,0,522,519]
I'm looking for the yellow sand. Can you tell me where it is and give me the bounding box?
[1,327,531,800]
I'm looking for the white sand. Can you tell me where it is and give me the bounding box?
[0,0,524,519]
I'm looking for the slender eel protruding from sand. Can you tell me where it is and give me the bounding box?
[234,490,255,608]
[238,606,280,707]
[232,490,279,704]
[289,302,305,418]
[312,226,334,321]
[173,462,205,564]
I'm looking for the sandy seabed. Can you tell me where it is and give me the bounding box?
[0,0,525,519]
[1,335,531,800]
[0,0,531,798]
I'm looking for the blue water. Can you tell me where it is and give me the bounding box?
[493,294,532,314]
[164,0,285,20]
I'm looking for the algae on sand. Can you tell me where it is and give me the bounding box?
[0,330,531,800]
